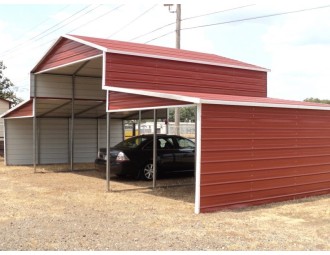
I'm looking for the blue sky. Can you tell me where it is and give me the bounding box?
[0,1,329,101]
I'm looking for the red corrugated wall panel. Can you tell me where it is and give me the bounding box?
[200,104,330,212]
[34,38,101,72]
[105,53,267,97]
[108,91,188,111]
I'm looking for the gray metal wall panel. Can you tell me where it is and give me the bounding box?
[98,119,123,149]
[35,74,72,98]
[6,118,33,165]
[5,117,123,165]
[75,77,105,100]
[39,118,69,164]
[35,74,105,100]
[72,119,97,163]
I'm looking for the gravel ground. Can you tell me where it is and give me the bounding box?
[0,161,329,251]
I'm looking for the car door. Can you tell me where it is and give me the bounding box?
[173,137,195,172]
[142,137,175,172]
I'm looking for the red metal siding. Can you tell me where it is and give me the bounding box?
[105,53,267,97]
[108,91,188,111]
[200,104,330,212]
[34,38,101,73]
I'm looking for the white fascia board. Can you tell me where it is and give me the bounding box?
[201,99,330,111]
[108,104,196,113]
[3,116,33,119]
[64,34,108,52]
[0,99,32,118]
[106,49,270,73]
[34,54,103,75]
[106,86,200,104]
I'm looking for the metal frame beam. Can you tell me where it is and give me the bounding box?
[38,100,71,117]
[75,102,106,117]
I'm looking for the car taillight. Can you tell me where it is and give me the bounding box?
[116,152,130,162]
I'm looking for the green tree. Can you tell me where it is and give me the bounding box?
[304,97,330,104]
[0,61,22,106]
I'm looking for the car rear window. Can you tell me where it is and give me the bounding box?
[114,137,148,149]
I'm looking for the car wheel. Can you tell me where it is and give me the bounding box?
[141,162,153,181]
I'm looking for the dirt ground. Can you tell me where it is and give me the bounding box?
[0,158,329,251]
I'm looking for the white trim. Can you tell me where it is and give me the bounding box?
[64,34,108,52]
[201,99,330,111]
[34,54,103,75]
[194,103,202,214]
[108,104,195,113]
[0,99,32,118]
[105,49,269,73]
[105,87,330,112]
[105,86,200,104]
[3,116,33,119]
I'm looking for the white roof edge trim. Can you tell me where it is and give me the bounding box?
[106,49,270,72]
[108,104,196,113]
[64,34,108,52]
[104,86,201,104]
[202,99,330,111]
[3,116,33,120]
[0,99,32,118]
[34,54,103,75]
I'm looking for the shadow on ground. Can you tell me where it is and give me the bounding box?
[35,163,195,205]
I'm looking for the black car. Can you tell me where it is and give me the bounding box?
[95,134,195,180]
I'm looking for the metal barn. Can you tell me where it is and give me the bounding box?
[2,35,330,213]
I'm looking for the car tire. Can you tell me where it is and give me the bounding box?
[141,162,154,181]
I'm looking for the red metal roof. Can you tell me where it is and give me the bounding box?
[66,34,268,72]
[107,87,330,111]
[1,99,33,118]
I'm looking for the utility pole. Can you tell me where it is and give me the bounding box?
[164,4,181,135]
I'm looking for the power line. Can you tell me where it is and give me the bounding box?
[31,4,103,43]
[1,4,124,61]
[145,4,330,44]
[0,5,93,57]
[144,30,174,44]
[68,4,124,34]
[108,4,158,39]
[1,4,106,61]
[182,4,330,31]
[131,4,255,41]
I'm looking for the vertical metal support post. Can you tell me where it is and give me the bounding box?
[152,109,157,189]
[138,110,141,135]
[194,104,202,214]
[96,118,99,157]
[106,112,111,192]
[32,74,37,173]
[166,108,169,135]
[70,75,75,171]
[3,119,7,165]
